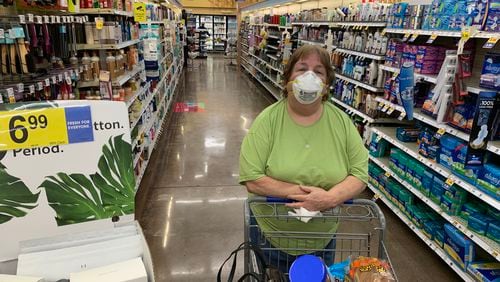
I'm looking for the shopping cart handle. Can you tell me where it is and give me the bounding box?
[266,196,294,203]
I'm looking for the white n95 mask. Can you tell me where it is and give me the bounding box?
[292,71,325,105]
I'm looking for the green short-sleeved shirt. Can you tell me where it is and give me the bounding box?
[239,99,368,255]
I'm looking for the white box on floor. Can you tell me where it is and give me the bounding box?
[15,221,154,282]
[70,257,147,282]
[0,274,44,282]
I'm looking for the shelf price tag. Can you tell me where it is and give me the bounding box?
[381,104,389,112]
[434,128,446,140]
[6,88,15,103]
[402,33,411,42]
[384,172,391,178]
[426,33,438,44]
[409,33,419,42]
[483,37,499,49]
[0,106,94,150]
[398,111,406,120]
[386,107,395,115]
[445,178,455,187]
[95,17,104,30]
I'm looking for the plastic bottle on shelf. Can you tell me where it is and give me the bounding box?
[91,52,100,80]
[82,52,92,82]
[116,51,124,76]
[106,52,116,80]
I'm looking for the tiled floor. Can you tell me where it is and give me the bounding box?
[137,56,461,281]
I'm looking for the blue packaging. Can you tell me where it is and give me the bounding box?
[468,213,494,235]
[421,170,434,196]
[434,228,445,248]
[439,135,460,169]
[441,194,464,215]
[487,222,500,244]
[480,53,500,90]
[452,141,479,183]
[396,127,420,142]
[444,224,475,270]
[477,163,500,200]
[460,201,487,221]
[431,178,445,204]
[484,0,500,32]
[467,262,500,282]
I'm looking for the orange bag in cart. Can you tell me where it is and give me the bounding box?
[346,256,395,282]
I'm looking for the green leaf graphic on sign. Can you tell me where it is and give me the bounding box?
[40,135,135,226]
[90,135,135,215]
[0,162,40,224]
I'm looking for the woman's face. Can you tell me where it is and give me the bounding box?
[289,53,327,83]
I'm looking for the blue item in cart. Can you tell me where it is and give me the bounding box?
[467,262,500,282]
[328,259,350,281]
[468,213,495,235]
[444,224,475,270]
[290,255,328,282]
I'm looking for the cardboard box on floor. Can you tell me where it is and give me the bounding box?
[0,101,154,281]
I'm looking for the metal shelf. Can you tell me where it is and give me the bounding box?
[384,28,500,39]
[379,64,438,84]
[267,35,280,39]
[78,64,145,88]
[299,39,326,46]
[77,8,133,17]
[366,183,476,281]
[75,39,140,51]
[335,73,384,92]
[266,44,279,50]
[246,52,283,74]
[246,61,284,90]
[370,126,500,210]
[125,82,150,108]
[370,156,500,261]
[331,97,375,123]
[267,54,280,61]
[374,97,499,155]
[249,23,292,29]
[241,63,281,100]
[292,21,336,27]
[335,47,385,60]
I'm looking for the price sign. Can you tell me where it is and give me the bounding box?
[384,172,391,178]
[95,17,104,30]
[426,33,438,44]
[375,135,382,142]
[381,29,386,36]
[0,106,94,150]
[381,104,389,112]
[36,82,44,91]
[402,33,411,42]
[45,78,51,86]
[0,109,67,150]
[398,111,406,120]
[133,2,147,23]
[387,107,395,115]
[483,37,499,49]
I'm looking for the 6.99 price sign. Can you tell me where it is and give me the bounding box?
[0,108,69,150]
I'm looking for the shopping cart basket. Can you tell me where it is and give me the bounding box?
[244,197,397,280]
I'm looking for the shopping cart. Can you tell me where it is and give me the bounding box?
[244,197,397,280]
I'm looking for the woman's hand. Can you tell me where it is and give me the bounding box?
[286,185,337,211]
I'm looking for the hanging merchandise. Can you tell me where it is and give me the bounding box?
[399,62,415,120]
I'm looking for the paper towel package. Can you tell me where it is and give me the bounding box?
[70,258,147,282]
[0,274,44,282]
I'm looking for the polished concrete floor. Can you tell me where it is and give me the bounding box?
[137,56,461,281]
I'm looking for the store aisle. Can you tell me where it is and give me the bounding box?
[137,56,459,282]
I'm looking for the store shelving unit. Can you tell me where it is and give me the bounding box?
[335,47,385,60]
[370,155,500,261]
[374,97,500,155]
[299,39,326,46]
[367,183,476,281]
[77,8,133,17]
[331,97,375,123]
[371,126,499,210]
[335,73,384,93]
[75,39,141,51]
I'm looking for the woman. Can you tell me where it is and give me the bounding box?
[239,45,368,272]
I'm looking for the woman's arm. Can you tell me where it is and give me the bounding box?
[245,176,307,198]
[286,175,365,211]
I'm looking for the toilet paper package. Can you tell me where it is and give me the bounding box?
[465,91,499,169]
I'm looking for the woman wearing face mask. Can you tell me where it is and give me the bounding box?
[239,45,368,272]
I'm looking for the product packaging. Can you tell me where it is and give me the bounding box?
[396,127,420,142]
[467,213,495,235]
[289,255,330,282]
[434,228,445,248]
[479,53,500,90]
[399,62,415,120]
[444,224,475,270]
[465,91,499,168]
[467,262,500,282]
[477,163,500,200]
[487,222,500,243]
[460,201,487,221]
